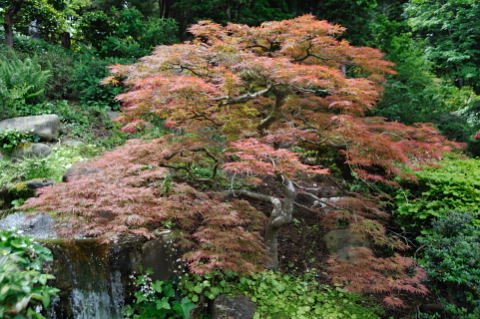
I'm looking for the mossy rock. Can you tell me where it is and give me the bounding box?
[9,182,35,198]
[212,295,257,319]
[12,142,52,160]
[0,180,53,209]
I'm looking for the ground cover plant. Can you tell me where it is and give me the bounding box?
[0,130,39,156]
[178,270,383,319]
[0,144,101,188]
[124,271,195,319]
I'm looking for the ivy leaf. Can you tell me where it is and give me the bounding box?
[172,297,196,319]
[156,297,171,310]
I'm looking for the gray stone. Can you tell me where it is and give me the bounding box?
[12,143,52,160]
[107,111,121,121]
[323,228,370,262]
[0,212,57,239]
[62,160,99,182]
[0,114,60,141]
[141,231,177,281]
[62,138,84,146]
[212,295,257,319]
[24,179,54,190]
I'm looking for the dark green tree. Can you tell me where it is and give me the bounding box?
[77,7,178,58]
[1,0,90,47]
[169,0,291,35]
[405,0,480,92]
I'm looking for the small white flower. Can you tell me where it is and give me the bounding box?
[34,305,43,313]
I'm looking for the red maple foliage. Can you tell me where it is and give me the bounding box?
[105,14,459,185]
[318,195,429,307]
[25,15,462,305]
[23,137,266,275]
[327,247,428,308]
[475,130,480,140]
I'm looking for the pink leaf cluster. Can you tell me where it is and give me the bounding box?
[327,247,428,308]
[23,137,266,275]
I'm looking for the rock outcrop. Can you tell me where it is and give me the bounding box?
[0,114,60,141]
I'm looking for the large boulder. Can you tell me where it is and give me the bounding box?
[0,114,60,141]
[140,232,177,281]
[323,228,370,262]
[212,295,257,319]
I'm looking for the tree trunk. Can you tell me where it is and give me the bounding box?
[226,6,231,22]
[159,0,171,18]
[228,178,297,269]
[3,0,24,47]
[264,178,296,269]
[3,21,14,48]
[60,32,71,49]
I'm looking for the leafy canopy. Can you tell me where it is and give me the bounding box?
[106,14,458,184]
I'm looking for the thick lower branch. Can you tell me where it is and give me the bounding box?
[228,178,296,269]
[213,85,272,104]
[257,91,286,132]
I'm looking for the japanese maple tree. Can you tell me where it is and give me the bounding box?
[103,14,457,262]
[25,15,461,306]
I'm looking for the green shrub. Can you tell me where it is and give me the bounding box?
[0,32,55,55]
[0,229,59,319]
[0,52,50,119]
[417,211,480,319]
[70,54,130,108]
[38,47,77,100]
[180,271,383,319]
[0,36,77,101]
[0,33,124,107]
[395,156,480,233]
[78,8,178,59]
